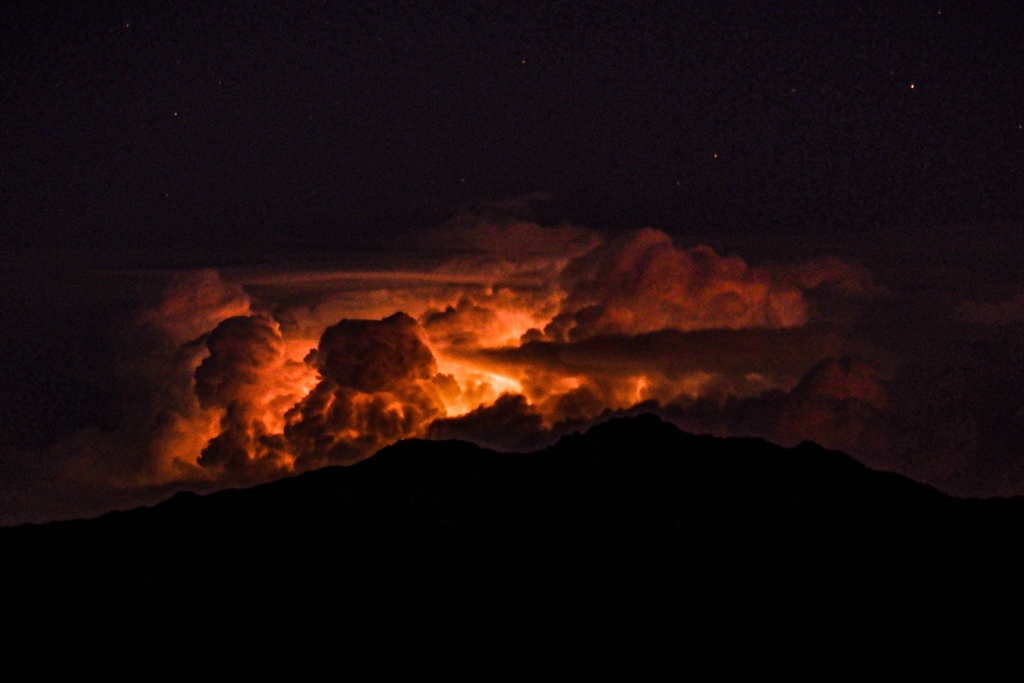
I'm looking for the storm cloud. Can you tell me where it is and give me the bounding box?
[6,216,1024,525]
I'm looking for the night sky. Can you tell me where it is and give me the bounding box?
[2,2,1024,524]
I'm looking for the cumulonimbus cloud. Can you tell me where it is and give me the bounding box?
[545,229,809,341]
[283,312,447,468]
[42,215,1010,523]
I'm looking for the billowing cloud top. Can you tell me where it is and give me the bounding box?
[19,215,1024,525]
[549,228,808,341]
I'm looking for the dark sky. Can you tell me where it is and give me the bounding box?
[4,1,1021,253]
[2,2,1024,525]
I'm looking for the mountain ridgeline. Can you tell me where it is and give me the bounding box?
[3,414,1021,664]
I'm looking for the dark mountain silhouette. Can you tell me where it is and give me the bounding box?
[3,414,1022,668]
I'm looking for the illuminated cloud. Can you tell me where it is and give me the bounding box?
[773,357,890,454]
[193,315,295,475]
[426,393,546,452]
[119,223,870,488]
[36,215,1018,527]
[143,270,251,345]
[194,315,285,412]
[426,196,601,268]
[467,326,849,410]
[284,313,446,467]
[777,256,880,297]
[546,229,809,341]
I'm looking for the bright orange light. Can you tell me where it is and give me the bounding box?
[634,375,649,403]
[131,226,834,489]
[434,357,524,416]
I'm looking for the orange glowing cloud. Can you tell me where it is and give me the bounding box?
[546,229,809,341]
[283,313,446,467]
[143,269,251,345]
[64,219,890,499]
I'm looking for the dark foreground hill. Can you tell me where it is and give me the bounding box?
[3,414,1022,667]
